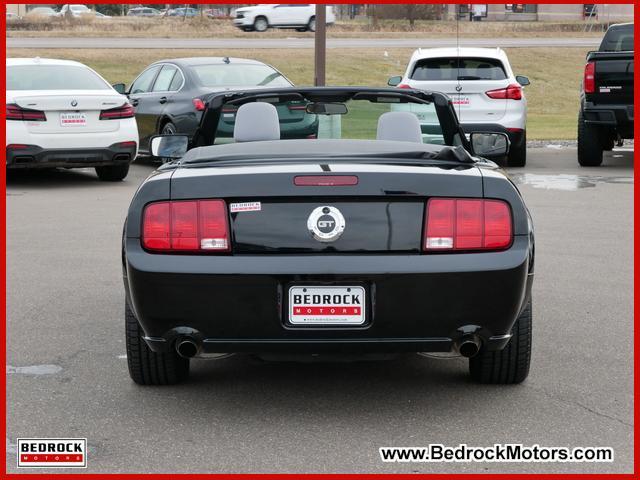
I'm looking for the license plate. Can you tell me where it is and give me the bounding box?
[452,96,471,108]
[288,286,365,325]
[60,112,87,127]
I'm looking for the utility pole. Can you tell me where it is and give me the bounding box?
[314,4,326,86]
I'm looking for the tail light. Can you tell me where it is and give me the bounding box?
[485,84,522,100]
[100,103,135,120]
[424,198,512,252]
[397,84,412,89]
[142,199,230,253]
[6,104,47,121]
[193,98,206,111]
[583,61,596,94]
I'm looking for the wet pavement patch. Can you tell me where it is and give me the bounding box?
[7,364,63,375]
[510,173,633,191]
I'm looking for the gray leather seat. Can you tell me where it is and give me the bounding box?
[376,111,423,143]
[233,103,280,142]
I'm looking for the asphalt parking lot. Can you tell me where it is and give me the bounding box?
[6,147,633,474]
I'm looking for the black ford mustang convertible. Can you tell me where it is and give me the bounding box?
[122,87,534,385]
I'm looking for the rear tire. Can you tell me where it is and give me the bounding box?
[469,300,532,384]
[161,121,176,135]
[95,164,129,182]
[577,110,603,166]
[506,131,526,167]
[253,16,268,32]
[601,133,615,151]
[158,121,179,164]
[125,301,189,385]
[308,16,316,32]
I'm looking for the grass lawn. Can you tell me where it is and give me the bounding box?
[8,46,590,140]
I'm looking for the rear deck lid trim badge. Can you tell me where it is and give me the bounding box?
[307,206,346,243]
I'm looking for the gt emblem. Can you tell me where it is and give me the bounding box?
[71,100,78,107]
[307,206,346,243]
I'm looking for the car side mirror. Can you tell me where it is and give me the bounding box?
[470,132,510,158]
[387,76,402,87]
[150,135,189,159]
[112,83,126,94]
[515,75,530,86]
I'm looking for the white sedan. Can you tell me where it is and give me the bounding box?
[6,58,138,181]
[389,47,530,167]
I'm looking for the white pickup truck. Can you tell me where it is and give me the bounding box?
[233,4,335,32]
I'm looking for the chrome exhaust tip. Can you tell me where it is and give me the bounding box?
[175,338,199,358]
[456,335,481,358]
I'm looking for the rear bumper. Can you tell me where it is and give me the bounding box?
[124,236,534,355]
[460,123,525,150]
[6,142,137,169]
[582,101,634,137]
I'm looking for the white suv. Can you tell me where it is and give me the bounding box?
[389,47,530,166]
[57,4,91,18]
[233,4,335,33]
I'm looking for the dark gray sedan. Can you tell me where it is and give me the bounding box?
[117,57,318,154]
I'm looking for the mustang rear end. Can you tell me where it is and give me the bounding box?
[122,88,534,386]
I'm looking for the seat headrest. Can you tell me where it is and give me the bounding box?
[233,102,280,142]
[376,111,423,143]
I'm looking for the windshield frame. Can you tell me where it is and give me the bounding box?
[192,87,467,150]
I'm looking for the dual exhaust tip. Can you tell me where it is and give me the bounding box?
[456,334,481,358]
[176,338,199,358]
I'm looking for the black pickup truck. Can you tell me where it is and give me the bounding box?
[578,23,634,166]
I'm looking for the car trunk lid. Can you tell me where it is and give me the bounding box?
[409,79,509,123]
[170,161,483,253]
[9,90,127,134]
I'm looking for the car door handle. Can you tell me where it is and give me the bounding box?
[159,97,168,104]
[130,99,139,107]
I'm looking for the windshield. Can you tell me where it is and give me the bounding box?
[213,98,450,146]
[411,57,507,81]
[7,65,111,91]
[192,64,292,88]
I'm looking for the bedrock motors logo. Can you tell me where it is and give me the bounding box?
[17,438,87,468]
